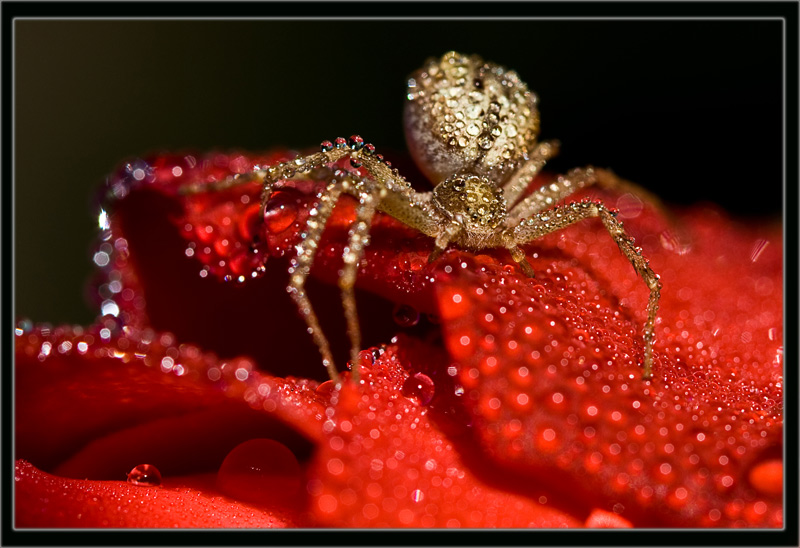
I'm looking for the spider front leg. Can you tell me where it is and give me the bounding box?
[338,182,383,382]
[286,177,345,383]
[506,166,676,228]
[512,201,661,378]
[500,140,560,207]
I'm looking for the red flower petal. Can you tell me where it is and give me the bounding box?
[15,460,298,528]
[305,341,582,528]
[96,151,435,380]
[17,148,782,529]
[436,204,783,527]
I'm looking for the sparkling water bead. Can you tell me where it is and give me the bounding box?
[126,464,162,486]
[392,304,420,327]
[401,372,435,405]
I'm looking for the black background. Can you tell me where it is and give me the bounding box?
[12,7,786,326]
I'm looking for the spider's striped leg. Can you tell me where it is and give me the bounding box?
[512,201,661,378]
[505,167,598,225]
[338,182,384,383]
[179,147,352,201]
[506,167,681,238]
[500,140,560,208]
[286,176,348,383]
[179,169,270,196]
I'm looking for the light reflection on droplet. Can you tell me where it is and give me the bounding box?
[127,464,162,486]
[98,208,110,230]
[401,373,435,405]
[101,300,120,317]
[93,251,110,267]
[392,304,420,327]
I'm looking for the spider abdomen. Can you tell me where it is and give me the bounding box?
[404,51,540,185]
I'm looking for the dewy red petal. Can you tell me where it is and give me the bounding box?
[16,147,783,530]
[436,203,783,527]
[305,342,581,528]
[14,322,322,528]
[96,151,436,380]
[15,460,299,528]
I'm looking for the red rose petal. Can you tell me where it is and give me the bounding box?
[437,204,783,527]
[18,146,783,529]
[15,460,299,528]
[15,323,324,477]
[97,151,436,380]
[305,342,582,528]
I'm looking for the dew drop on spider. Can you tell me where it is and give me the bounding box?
[126,463,162,486]
[392,303,420,327]
[402,372,435,405]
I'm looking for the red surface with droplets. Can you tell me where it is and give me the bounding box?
[15,460,298,528]
[14,150,784,530]
[435,207,783,527]
[305,345,581,528]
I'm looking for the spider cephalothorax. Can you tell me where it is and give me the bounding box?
[184,51,662,383]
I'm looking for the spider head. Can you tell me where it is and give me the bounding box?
[404,51,540,186]
[432,173,507,236]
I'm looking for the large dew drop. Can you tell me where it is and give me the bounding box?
[263,189,301,234]
[126,463,162,487]
[217,438,302,507]
[392,304,420,327]
[402,373,435,405]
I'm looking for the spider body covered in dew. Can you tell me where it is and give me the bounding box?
[184,51,662,384]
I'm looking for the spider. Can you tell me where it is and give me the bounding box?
[183,51,662,384]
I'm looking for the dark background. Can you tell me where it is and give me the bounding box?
[14,17,785,326]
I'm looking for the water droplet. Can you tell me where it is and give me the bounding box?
[584,508,633,528]
[217,438,302,507]
[615,193,644,219]
[748,459,782,496]
[392,304,420,327]
[402,373,435,405]
[263,189,301,234]
[316,379,338,398]
[127,464,162,486]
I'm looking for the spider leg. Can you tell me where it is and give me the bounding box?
[179,139,450,383]
[506,167,597,225]
[504,242,537,277]
[426,221,462,263]
[506,166,677,231]
[337,182,384,382]
[179,169,268,195]
[512,201,661,378]
[500,140,560,208]
[286,176,346,384]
